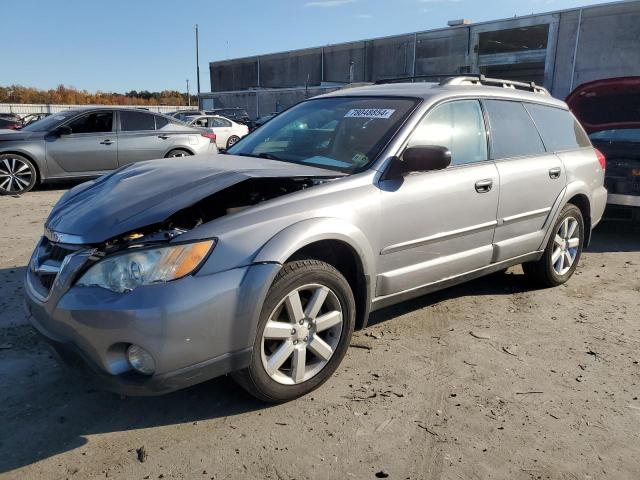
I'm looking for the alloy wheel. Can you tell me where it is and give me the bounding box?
[260,284,343,385]
[551,216,580,276]
[0,157,34,194]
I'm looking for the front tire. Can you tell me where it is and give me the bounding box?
[523,204,584,287]
[0,153,37,195]
[233,260,356,403]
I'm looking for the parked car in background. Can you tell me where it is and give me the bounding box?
[20,113,50,128]
[568,76,640,221]
[205,108,253,128]
[25,76,606,402]
[0,116,22,130]
[0,107,217,195]
[184,114,249,149]
[165,110,205,122]
[0,113,22,122]
[254,112,278,129]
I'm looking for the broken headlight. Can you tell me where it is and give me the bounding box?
[77,239,215,293]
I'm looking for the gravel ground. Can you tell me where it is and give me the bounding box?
[1,188,639,480]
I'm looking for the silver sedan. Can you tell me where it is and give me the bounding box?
[0,107,217,195]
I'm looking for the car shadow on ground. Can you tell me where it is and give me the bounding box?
[0,218,637,474]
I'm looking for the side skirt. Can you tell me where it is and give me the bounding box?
[370,251,543,312]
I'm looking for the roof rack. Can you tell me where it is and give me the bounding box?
[374,74,447,85]
[440,74,550,95]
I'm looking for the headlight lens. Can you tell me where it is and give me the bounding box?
[77,239,215,293]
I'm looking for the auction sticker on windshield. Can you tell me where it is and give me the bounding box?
[344,108,396,119]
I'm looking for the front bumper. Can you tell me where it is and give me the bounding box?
[24,243,280,395]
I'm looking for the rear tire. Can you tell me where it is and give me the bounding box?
[0,153,37,195]
[226,136,240,149]
[165,149,191,158]
[232,260,356,403]
[522,204,584,287]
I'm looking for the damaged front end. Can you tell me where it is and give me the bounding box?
[34,157,341,297]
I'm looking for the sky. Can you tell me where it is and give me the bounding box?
[0,0,612,94]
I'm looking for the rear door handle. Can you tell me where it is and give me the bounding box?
[549,167,562,179]
[475,179,493,193]
[100,139,114,145]
[158,135,170,140]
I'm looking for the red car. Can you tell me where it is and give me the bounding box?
[568,77,640,221]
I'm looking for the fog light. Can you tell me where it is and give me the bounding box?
[126,344,156,375]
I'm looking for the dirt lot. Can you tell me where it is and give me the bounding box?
[1,188,639,480]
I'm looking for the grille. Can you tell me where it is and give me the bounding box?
[32,237,85,296]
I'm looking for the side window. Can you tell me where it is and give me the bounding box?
[193,118,208,127]
[524,103,591,151]
[155,115,170,130]
[407,99,488,166]
[120,111,156,131]
[66,111,113,134]
[211,118,229,128]
[220,118,232,127]
[484,100,545,159]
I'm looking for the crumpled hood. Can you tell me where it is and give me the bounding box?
[46,154,342,244]
[567,76,640,134]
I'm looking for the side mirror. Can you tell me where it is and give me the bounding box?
[54,125,72,137]
[402,145,451,173]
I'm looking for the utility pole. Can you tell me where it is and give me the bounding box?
[195,24,201,102]
[186,79,190,107]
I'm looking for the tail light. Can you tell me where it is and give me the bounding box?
[201,132,216,143]
[594,148,606,172]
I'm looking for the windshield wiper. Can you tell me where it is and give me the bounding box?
[256,152,284,161]
[235,152,285,161]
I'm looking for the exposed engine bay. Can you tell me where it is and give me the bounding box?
[103,176,333,251]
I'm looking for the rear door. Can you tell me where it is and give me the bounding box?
[45,110,117,173]
[377,99,500,297]
[117,110,169,165]
[484,99,566,261]
[209,117,233,148]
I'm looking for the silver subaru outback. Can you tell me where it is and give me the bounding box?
[24,76,607,402]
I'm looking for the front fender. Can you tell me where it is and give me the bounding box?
[254,217,376,280]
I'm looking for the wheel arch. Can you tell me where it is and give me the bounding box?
[0,150,42,183]
[164,146,195,157]
[566,193,592,246]
[254,218,375,330]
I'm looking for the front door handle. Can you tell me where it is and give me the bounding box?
[549,167,562,179]
[100,139,114,145]
[158,135,170,140]
[475,179,493,193]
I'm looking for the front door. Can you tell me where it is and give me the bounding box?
[45,110,117,173]
[377,99,499,297]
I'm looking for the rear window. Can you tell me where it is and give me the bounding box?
[484,100,545,159]
[120,111,156,131]
[524,103,591,151]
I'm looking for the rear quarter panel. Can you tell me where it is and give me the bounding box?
[557,147,607,227]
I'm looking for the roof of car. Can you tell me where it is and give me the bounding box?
[318,79,567,109]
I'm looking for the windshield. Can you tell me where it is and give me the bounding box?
[590,129,640,143]
[21,111,77,132]
[227,96,418,172]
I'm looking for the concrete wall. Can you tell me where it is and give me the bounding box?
[200,86,341,119]
[0,103,182,115]
[207,1,640,112]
